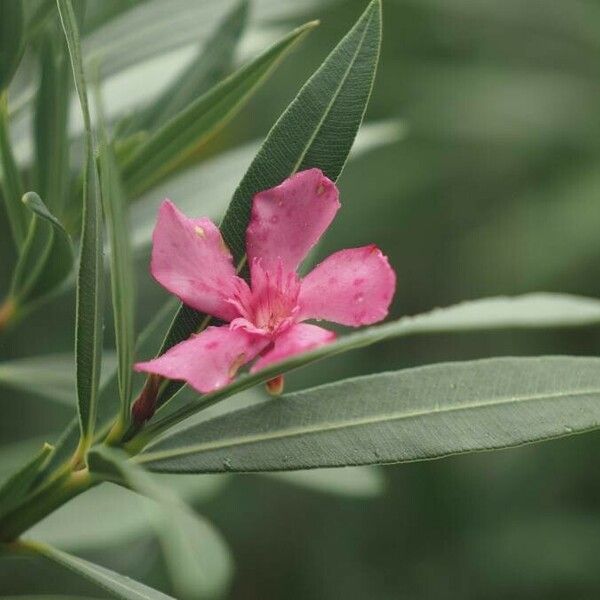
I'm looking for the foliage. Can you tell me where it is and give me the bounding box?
[1,0,599,598]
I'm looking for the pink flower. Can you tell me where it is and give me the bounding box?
[135,169,396,394]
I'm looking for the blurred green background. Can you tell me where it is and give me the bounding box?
[2,0,600,598]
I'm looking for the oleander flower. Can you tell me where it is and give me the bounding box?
[135,168,396,393]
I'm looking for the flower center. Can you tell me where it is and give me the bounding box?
[228,259,300,337]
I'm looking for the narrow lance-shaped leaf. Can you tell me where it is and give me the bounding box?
[16,539,176,600]
[121,19,317,198]
[98,123,136,427]
[34,29,71,217]
[125,0,249,135]
[38,300,179,484]
[8,192,73,312]
[154,0,383,409]
[57,0,104,448]
[130,119,405,252]
[0,95,28,247]
[88,446,233,600]
[0,443,53,519]
[137,294,600,442]
[138,356,600,473]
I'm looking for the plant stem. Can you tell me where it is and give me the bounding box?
[0,468,94,542]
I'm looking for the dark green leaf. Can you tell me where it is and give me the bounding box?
[125,0,249,134]
[130,119,405,252]
[0,0,25,92]
[57,0,104,447]
[98,132,135,426]
[121,19,317,198]
[0,443,52,519]
[38,300,178,483]
[138,356,600,472]
[154,0,382,408]
[141,290,600,441]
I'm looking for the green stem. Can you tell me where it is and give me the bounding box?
[0,468,94,542]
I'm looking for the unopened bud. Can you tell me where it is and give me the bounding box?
[131,374,161,424]
[266,374,284,396]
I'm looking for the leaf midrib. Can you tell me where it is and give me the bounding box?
[138,385,600,464]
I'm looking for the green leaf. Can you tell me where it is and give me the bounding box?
[138,356,600,473]
[153,0,382,409]
[0,1,25,92]
[125,0,249,135]
[9,192,73,310]
[28,474,228,550]
[0,443,52,519]
[57,0,104,448]
[38,300,178,483]
[34,30,71,217]
[98,132,135,426]
[0,95,28,247]
[83,0,330,79]
[130,119,405,252]
[19,540,176,600]
[88,447,232,600]
[141,293,600,439]
[121,19,317,198]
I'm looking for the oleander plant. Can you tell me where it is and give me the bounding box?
[1,0,600,598]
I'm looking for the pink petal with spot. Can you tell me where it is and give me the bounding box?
[246,169,340,272]
[251,323,336,372]
[150,200,243,321]
[135,325,268,393]
[298,245,396,326]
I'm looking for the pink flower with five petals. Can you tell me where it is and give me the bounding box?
[135,168,396,393]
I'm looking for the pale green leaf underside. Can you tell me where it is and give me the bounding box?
[22,540,175,600]
[266,467,385,498]
[144,292,600,436]
[87,447,232,599]
[126,0,249,134]
[139,356,600,473]
[28,475,228,550]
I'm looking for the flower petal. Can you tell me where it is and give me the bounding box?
[298,245,396,326]
[135,326,268,393]
[251,323,336,372]
[246,169,340,272]
[151,200,241,321]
